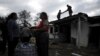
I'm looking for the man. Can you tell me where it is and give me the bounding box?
[7,12,20,56]
[62,4,73,16]
[57,10,62,20]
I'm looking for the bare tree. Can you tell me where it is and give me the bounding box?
[18,10,31,27]
[33,13,40,26]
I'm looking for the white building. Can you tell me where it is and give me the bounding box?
[49,13,100,48]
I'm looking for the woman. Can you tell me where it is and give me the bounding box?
[34,12,49,56]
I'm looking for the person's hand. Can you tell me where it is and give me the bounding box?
[30,27,36,29]
[33,29,38,31]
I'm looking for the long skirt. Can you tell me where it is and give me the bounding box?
[36,32,49,56]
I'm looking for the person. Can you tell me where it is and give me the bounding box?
[20,26,32,44]
[7,12,20,56]
[0,18,8,55]
[15,27,37,56]
[57,10,62,20]
[34,12,49,56]
[62,4,73,16]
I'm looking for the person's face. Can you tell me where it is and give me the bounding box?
[14,14,17,20]
[59,10,61,12]
[67,5,69,7]
[40,14,45,20]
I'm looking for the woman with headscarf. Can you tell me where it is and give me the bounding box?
[34,12,49,56]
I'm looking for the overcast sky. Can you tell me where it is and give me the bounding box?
[0,0,100,21]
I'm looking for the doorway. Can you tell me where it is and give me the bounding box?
[88,26,100,48]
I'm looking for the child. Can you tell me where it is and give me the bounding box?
[15,27,37,56]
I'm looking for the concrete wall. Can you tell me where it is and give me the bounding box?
[79,21,89,47]
[71,21,78,39]
[71,20,89,47]
[71,21,78,45]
